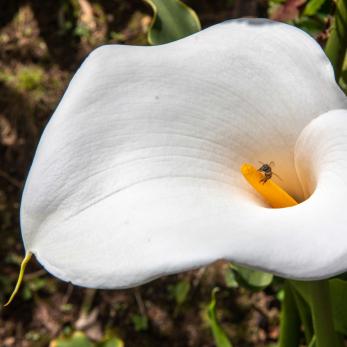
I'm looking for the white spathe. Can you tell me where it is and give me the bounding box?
[21,19,347,289]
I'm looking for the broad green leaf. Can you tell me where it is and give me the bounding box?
[231,265,273,291]
[292,279,347,336]
[290,281,342,346]
[50,332,94,347]
[207,288,233,347]
[303,0,327,16]
[144,0,201,45]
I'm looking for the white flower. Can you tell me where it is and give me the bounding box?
[21,19,347,289]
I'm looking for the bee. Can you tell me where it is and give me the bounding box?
[257,161,281,184]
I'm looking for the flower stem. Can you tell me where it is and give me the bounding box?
[293,280,343,347]
[308,281,342,347]
[325,0,347,80]
[292,287,313,343]
[278,281,301,347]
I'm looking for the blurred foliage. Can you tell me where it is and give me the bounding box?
[16,67,44,91]
[51,332,94,347]
[131,314,148,332]
[269,0,333,37]
[50,331,124,347]
[304,0,327,16]
[168,279,190,306]
[325,0,347,81]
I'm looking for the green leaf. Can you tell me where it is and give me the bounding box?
[292,279,347,336]
[303,0,327,16]
[144,0,201,45]
[231,265,273,291]
[207,288,233,347]
[51,332,95,347]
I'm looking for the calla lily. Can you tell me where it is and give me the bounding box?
[20,18,347,289]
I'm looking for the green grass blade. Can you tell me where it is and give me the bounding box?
[207,288,233,347]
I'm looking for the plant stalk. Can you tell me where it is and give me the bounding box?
[292,287,314,343]
[278,281,301,347]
